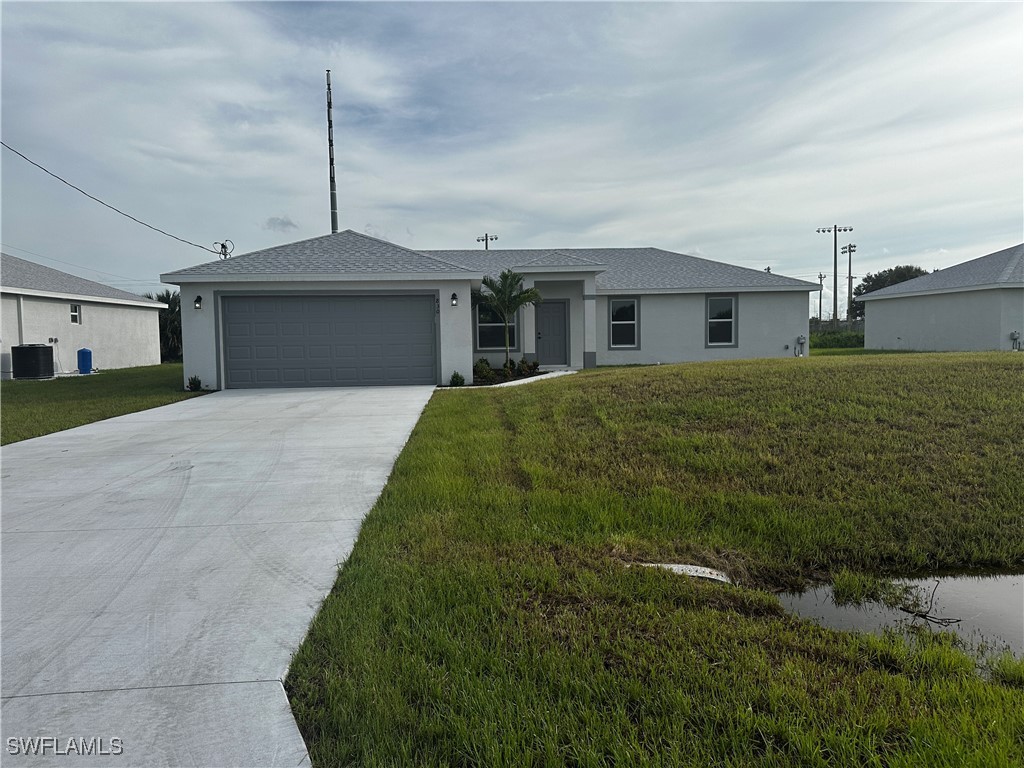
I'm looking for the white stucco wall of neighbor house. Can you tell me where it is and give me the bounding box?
[178,279,474,390]
[0,293,161,379]
[864,288,1023,351]
[596,291,810,366]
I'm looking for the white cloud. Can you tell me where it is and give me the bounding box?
[1,2,1020,298]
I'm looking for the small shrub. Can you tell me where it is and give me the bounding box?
[810,330,864,349]
[449,371,465,387]
[516,356,540,377]
[187,375,202,392]
[473,358,497,385]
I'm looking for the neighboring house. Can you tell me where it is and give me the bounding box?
[160,229,818,389]
[858,243,1023,352]
[1,252,164,379]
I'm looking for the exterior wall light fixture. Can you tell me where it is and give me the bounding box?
[194,295,203,310]
[451,293,459,307]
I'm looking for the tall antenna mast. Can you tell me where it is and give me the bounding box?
[326,69,339,234]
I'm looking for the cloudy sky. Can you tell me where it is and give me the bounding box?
[2,1,1021,318]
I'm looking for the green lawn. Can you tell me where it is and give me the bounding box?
[1,364,205,445]
[287,352,1024,767]
[810,348,917,356]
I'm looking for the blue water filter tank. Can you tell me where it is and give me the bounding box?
[77,348,93,374]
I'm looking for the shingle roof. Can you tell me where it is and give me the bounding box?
[161,230,817,292]
[1,252,163,306]
[425,247,816,292]
[162,229,473,278]
[859,243,1024,300]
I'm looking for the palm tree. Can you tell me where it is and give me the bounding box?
[144,289,182,362]
[473,269,542,370]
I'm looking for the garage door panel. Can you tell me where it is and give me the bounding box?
[223,295,436,388]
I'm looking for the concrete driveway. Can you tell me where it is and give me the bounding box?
[1,386,435,766]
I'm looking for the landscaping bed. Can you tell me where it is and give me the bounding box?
[466,356,544,386]
[287,353,1024,766]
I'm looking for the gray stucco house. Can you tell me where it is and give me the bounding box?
[1,252,163,379]
[161,230,818,389]
[858,243,1023,352]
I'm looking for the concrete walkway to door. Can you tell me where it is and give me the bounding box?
[1,386,435,766]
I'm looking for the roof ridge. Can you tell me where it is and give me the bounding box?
[341,229,474,271]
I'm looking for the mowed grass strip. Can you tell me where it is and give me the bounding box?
[287,353,1024,767]
[1,364,205,445]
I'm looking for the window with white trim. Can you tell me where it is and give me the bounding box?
[476,305,517,350]
[706,295,736,346]
[70,304,82,325]
[609,298,638,348]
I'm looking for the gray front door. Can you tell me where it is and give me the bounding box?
[222,295,437,388]
[536,301,568,365]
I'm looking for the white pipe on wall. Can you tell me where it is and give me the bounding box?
[16,294,25,344]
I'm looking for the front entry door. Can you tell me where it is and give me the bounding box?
[536,301,568,365]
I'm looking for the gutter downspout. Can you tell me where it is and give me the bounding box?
[17,294,25,344]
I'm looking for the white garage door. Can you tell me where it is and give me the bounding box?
[222,295,437,388]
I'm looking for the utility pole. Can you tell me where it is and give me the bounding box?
[477,233,498,250]
[816,225,853,330]
[842,243,857,330]
[326,70,339,234]
[817,272,826,324]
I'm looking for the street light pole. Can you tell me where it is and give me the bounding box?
[842,243,857,330]
[817,225,853,330]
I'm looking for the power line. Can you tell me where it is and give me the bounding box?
[1,242,152,283]
[1,141,220,256]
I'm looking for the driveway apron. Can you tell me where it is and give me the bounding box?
[1,386,435,766]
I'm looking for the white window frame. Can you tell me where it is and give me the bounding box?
[475,305,519,352]
[706,295,737,347]
[608,297,640,349]
[70,303,82,325]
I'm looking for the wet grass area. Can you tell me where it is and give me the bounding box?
[288,353,1024,766]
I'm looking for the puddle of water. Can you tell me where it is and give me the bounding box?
[779,574,1024,656]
